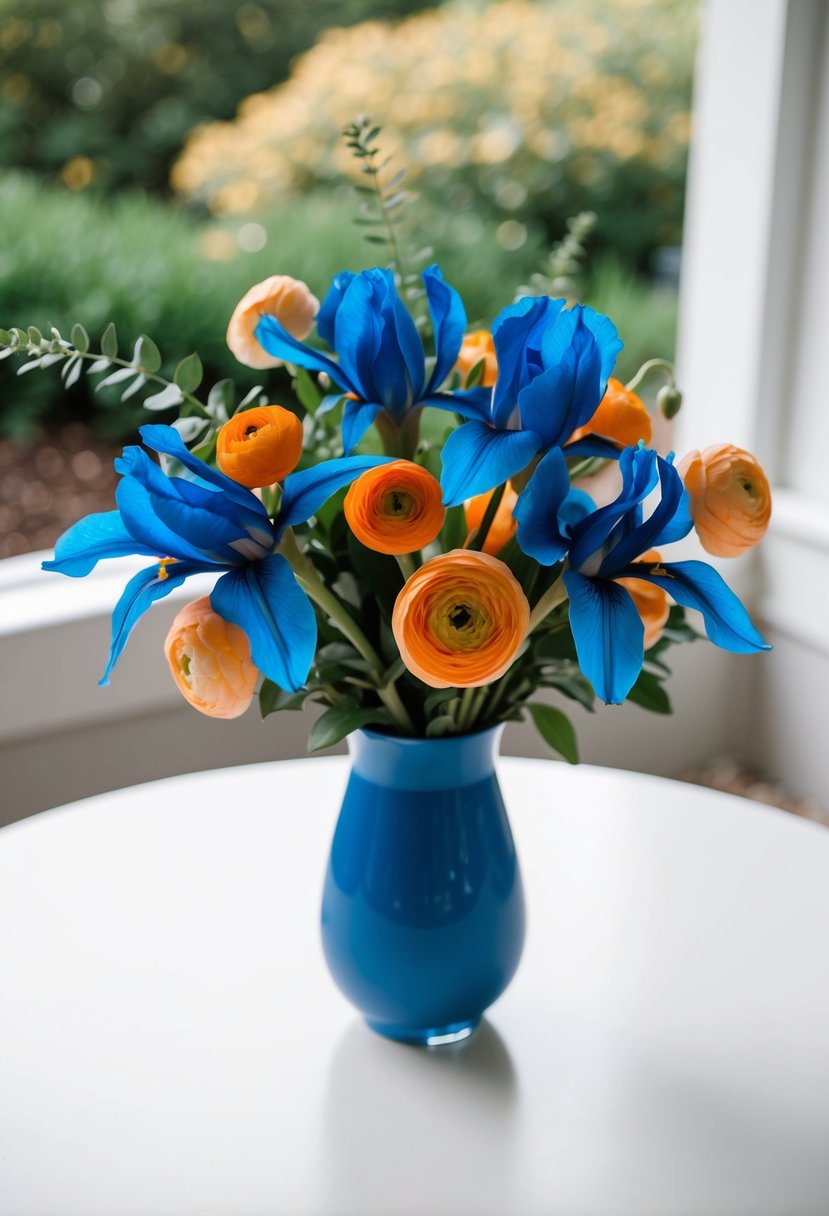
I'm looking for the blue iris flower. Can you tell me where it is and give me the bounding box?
[440,297,624,506]
[513,444,770,704]
[254,265,476,454]
[42,424,390,692]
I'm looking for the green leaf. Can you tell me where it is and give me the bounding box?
[526,702,579,764]
[294,367,323,412]
[207,378,235,420]
[86,357,111,374]
[173,352,203,393]
[540,669,596,713]
[27,325,43,346]
[423,688,458,716]
[626,670,672,714]
[101,322,118,359]
[464,358,486,389]
[121,373,148,401]
[260,680,311,717]
[135,334,161,373]
[439,504,467,552]
[64,357,82,389]
[95,366,137,392]
[70,323,89,354]
[234,383,266,414]
[143,383,184,411]
[0,328,11,345]
[308,701,393,752]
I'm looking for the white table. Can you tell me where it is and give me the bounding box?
[2,759,829,1216]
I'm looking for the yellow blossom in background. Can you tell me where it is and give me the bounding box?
[171,0,694,257]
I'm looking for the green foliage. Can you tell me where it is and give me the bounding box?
[0,0,431,195]
[0,172,677,438]
[525,703,579,764]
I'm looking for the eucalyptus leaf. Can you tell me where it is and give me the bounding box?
[525,703,579,764]
[207,378,235,420]
[308,702,394,752]
[144,383,184,411]
[173,352,203,393]
[135,334,161,374]
[64,358,83,389]
[95,366,138,392]
[100,322,118,359]
[294,368,323,413]
[121,373,148,401]
[70,323,89,354]
[27,326,43,346]
[234,384,266,414]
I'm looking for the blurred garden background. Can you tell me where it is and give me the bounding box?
[0,0,696,558]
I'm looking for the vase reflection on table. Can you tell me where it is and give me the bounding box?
[320,726,525,1046]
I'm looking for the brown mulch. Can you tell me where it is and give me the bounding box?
[0,423,120,559]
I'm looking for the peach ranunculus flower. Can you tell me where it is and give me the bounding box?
[677,444,772,557]
[616,549,671,650]
[164,597,258,719]
[226,275,320,369]
[569,377,652,447]
[455,330,498,387]
[464,484,519,555]
[344,461,445,555]
[392,549,530,688]
[217,404,304,487]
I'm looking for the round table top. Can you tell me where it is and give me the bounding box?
[2,758,829,1216]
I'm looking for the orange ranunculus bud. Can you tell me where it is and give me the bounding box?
[455,330,498,387]
[464,484,519,555]
[344,460,445,555]
[216,405,304,487]
[392,549,530,688]
[677,444,772,557]
[164,596,258,719]
[616,549,671,650]
[569,377,652,447]
[226,274,319,369]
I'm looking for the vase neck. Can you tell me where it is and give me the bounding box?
[348,726,504,791]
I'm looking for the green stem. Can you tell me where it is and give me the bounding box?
[467,482,505,553]
[280,529,415,734]
[625,357,676,395]
[395,553,416,580]
[463,685,489,733]
[456,686,478,733]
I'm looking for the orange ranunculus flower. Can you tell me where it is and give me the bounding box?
[164,596,258,719]
[464,484,518,555]
[392,549,530,688]
[344,460,445,555]
[216,405,304,487]
[677,444,772,557]
[455,330,498,387]
[226,274,319,369]
[569,377,652,447]
[616,549,671,650]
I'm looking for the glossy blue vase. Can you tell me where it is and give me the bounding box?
[320,725,525,1046]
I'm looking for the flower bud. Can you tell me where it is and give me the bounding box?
[164,597,258,719]
[227,275,319,370]
[217,405,303,487]
[657,384,683,419]
[678,444,771,557]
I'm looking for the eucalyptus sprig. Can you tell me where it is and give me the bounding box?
[518,210,597,302]
[0,322,269,461]
[343,115,432,324]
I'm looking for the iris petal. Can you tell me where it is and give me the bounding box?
[491,296,565,429]
[139,424,270,518]
[631,560,770,654]
[514,447,572,565]
[564,569,645,704]
[569,445,659,572]
[278,454,395,532]
[42,511,159,577]
[255,314,358,394]
[603,454,691,571]
[423,264,467,394]
[342,400,384,454]
[316,271,355,348]
[440,420,542,507]
[99,559,208,686]
[210,553,317,691]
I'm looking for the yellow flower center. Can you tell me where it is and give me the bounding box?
[431,593,491,651]
[381,489,416,519]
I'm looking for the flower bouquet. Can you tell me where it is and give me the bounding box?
[1,119,772,1042]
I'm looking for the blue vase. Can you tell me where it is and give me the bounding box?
[320,724,525,1046]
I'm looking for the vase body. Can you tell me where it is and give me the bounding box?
[320,725,525,1045]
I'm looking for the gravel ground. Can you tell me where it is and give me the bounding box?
[0,424,120,559]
